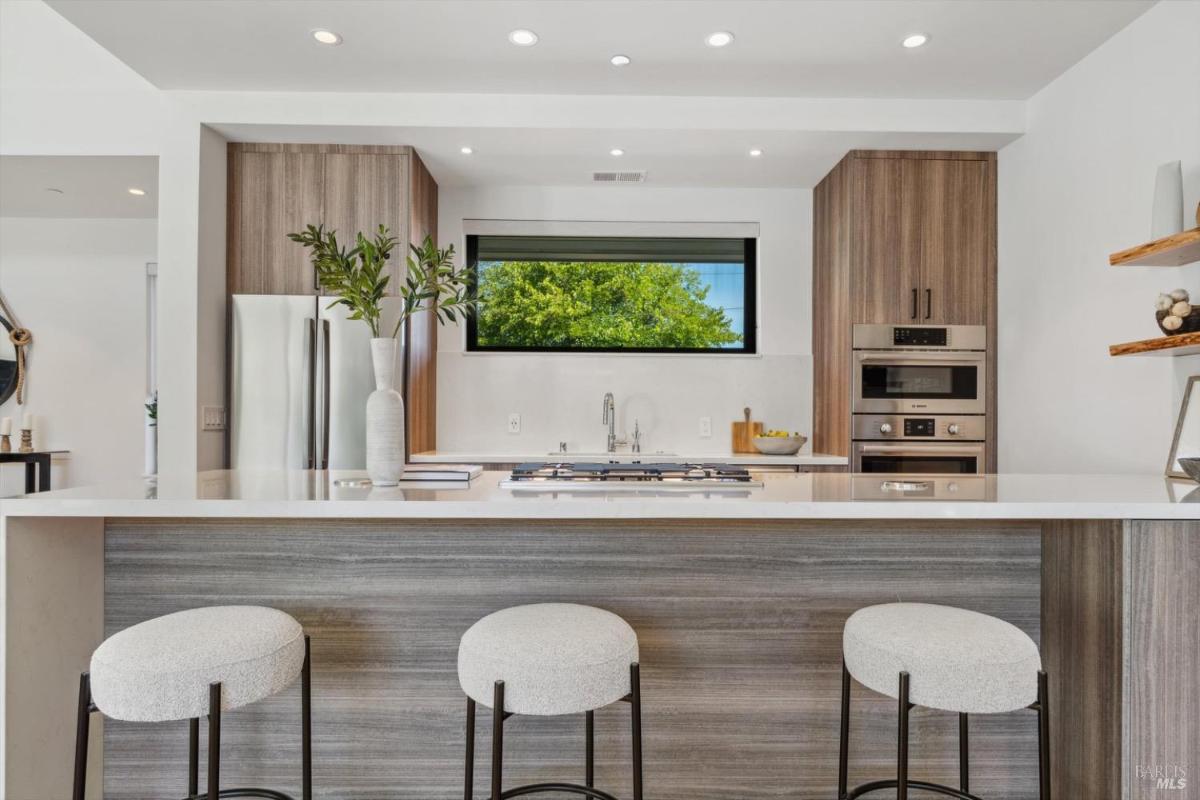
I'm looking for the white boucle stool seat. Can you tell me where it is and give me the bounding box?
[458,603,639,716]
[90,606,306,722]
[843,603,1041,714]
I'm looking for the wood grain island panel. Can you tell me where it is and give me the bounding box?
[103,518,1042,800]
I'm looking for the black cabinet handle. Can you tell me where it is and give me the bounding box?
[911,288,918,320]
[925,288,932,320]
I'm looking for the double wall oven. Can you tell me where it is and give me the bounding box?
[851,324,987,474]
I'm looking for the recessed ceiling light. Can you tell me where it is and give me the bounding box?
[508,29,538,46]
[610,54,631,66]
[749,148,763,157]
[128,187,146,196]
[610,148,625,157]
[705,31,734,48]
[311,29,342,46]
[45,187,64,194]
[460,146,474,155]
[902,33,928,48]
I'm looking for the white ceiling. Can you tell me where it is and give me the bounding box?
[0,156,158,217]
[45,0,1151,99]
[213,123,1018,188]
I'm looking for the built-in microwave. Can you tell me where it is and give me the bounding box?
[851,324,987,416]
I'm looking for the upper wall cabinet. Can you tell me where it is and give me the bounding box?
[918,158,990,325]
[844,151,994,326]
[227,149,325,295]
[227,144,421,297]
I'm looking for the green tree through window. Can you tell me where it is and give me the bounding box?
[474,260,742,349]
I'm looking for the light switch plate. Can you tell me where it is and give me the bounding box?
[507,413,521,434]
[699,416,712,438]
[201,406,227,432]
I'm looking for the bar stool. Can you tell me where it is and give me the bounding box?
[72,606,312,800]
[837,602,1050,800]
[458,603,644,800]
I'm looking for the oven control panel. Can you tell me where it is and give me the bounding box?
[904,418,935,437]
[893,327,947,347]
[852,414,986,441]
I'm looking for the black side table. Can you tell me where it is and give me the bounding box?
[0,452,52,493]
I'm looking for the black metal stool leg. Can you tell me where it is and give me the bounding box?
[491,681,505,800]
[585,710,594,790]
[208,682,222,800]
[465,698,476,800]
[959,713,969,794]
[72,673,91,800]
[189,717,200,797]
[301,635,312,800]
[630,663,643,800]
[838,661,851,799]
[1037,670,1051,800]
[897,672,910,800]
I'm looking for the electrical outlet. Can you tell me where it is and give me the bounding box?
[201,406,226,432]
[507,413,521,434]
[698,416,712,438]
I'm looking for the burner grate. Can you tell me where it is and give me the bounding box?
[508,462,757,483]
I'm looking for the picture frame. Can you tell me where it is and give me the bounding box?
[1165,375,1200,479]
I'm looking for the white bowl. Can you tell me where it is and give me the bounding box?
[752,435,807,456]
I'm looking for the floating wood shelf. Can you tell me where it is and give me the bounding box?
[1110,227,1200,267]
[1110,331,1200,357]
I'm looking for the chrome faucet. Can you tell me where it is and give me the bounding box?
[631,419,641,453]
[602,392,617,452]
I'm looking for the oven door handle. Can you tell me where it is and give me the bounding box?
[857,444,983,456]
[854,355,984,365]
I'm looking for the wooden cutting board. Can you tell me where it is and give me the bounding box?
[731,407,763,453]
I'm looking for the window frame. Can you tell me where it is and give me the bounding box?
[463,234,758,354]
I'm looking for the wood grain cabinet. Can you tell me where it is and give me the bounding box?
[226,143,440,452]
[813,150,997,464]
[846,153,992,326]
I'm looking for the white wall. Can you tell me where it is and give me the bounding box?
[0,217,155,492]
[998,0,1200,474]
[435,186,812,455]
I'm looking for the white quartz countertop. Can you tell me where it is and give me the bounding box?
[410,450,848,466]
[4,470,1200,520]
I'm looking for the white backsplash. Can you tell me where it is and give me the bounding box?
[436,351,812,455]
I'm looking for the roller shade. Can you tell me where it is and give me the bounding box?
[474,236,748,264]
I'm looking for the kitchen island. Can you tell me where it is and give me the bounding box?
[3,470,1197,800]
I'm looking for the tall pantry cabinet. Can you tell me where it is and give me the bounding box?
[225,143,440,454]
[812,150,997,469]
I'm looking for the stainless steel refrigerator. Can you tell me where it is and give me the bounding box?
[230,295,402,470]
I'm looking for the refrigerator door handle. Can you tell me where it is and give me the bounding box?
[321,319,331,470]
[306,318,317,470]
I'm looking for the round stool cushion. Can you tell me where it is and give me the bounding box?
[458,603,638,716]
[90,606,305,722]
[843,603,1040,714]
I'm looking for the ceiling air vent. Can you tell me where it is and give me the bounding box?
[592,170,647,184]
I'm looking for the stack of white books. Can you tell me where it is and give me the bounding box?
[397,464,483,482]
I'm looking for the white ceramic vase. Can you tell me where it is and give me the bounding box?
[366,337,405,486]
[1151,160,1185,239]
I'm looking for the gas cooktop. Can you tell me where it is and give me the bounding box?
[500,462,764,491]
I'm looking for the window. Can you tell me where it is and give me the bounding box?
[465,235,756,353]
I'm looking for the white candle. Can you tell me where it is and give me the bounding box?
[0,417,10,435]
[22,413,33,431]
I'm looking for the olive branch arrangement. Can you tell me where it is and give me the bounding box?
[287,224,478,339]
